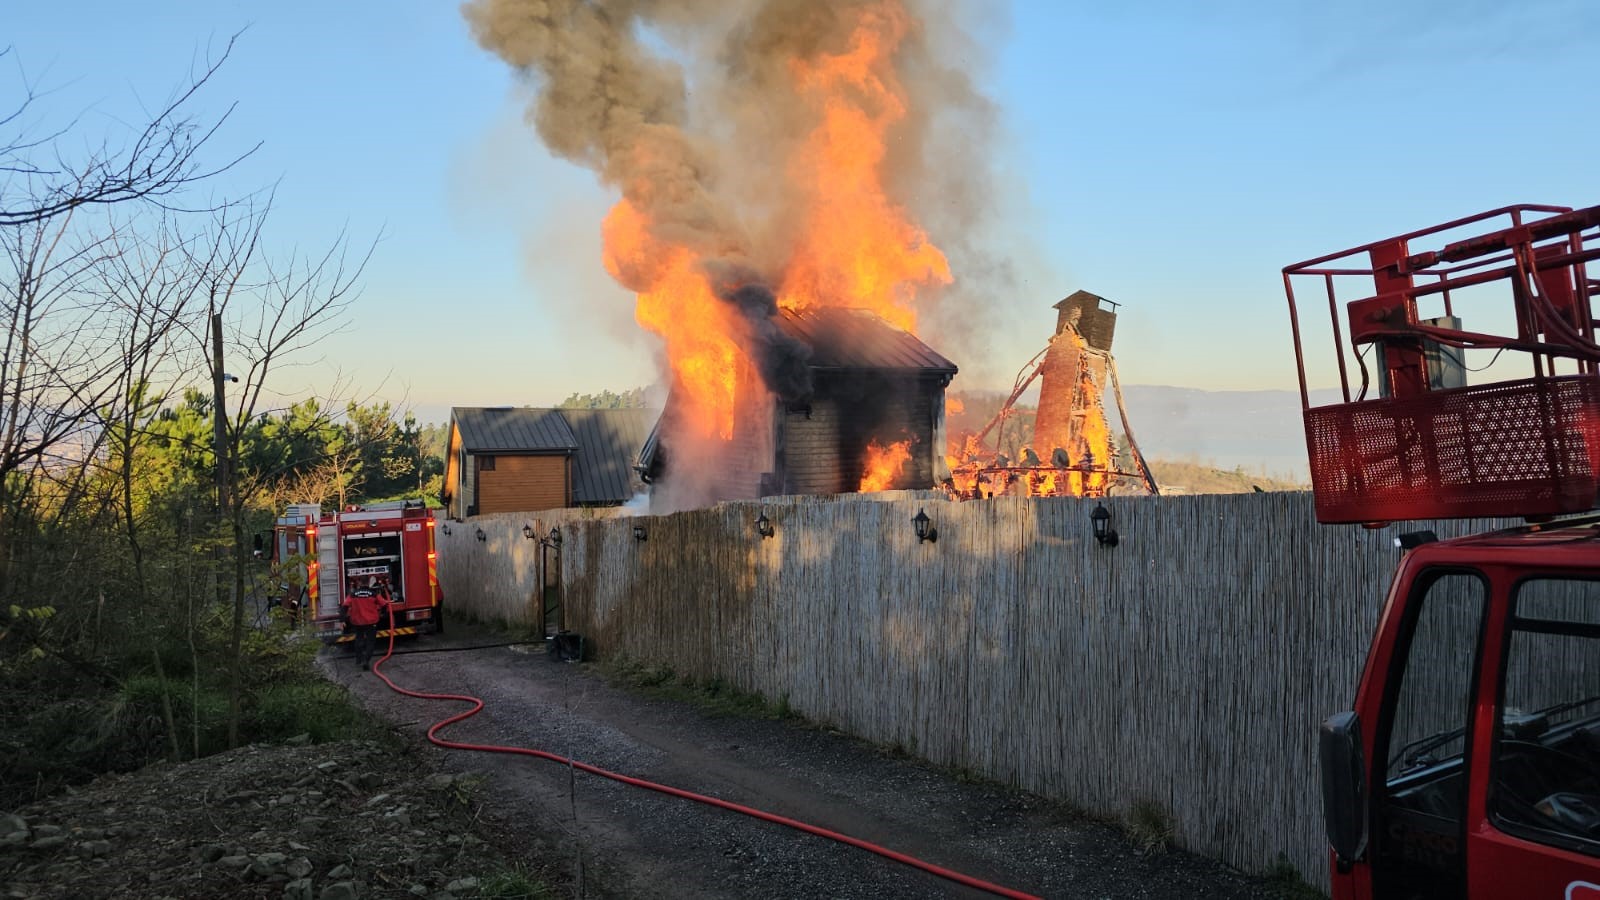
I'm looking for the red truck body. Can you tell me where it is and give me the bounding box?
[1285,203,1600,898]
[271,500,442,642]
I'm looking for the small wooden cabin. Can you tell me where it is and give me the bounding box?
[636,308,958,506]
[443,407,654,518]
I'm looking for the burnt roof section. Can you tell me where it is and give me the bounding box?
[561,408,654,503]
[776,308,958,375]
[452,407,577,453]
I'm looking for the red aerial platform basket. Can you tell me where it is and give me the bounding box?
[1284,203,1600,524]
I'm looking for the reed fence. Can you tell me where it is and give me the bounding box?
[435,491,1505,887]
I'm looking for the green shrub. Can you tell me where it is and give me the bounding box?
[478,866,556,899]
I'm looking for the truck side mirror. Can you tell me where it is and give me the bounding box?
[1320,711,1368,868]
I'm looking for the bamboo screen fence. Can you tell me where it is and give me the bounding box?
[434,492,1507,886]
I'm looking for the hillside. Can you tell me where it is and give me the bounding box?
[1146,458,1307,495]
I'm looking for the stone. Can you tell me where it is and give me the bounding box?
[252,851,289,877]
[287,856,313,879]
[319,881,358,900]
[297,816,328,835]
[425,774,456,790]
[196,844,228,863]
[286,733,312,746]
[0,813,28,838]
[326,863,354,879]
[32,825,62,838]
[315,761,338,771]
[80,840,112,858]
[445,877,478,893]
[284,878,314,900]
[364,793,391,806]
[408,885,429,897]
[218,855,253,869]
[30,836,67,851]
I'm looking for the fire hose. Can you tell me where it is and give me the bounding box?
[367,630,1042,900]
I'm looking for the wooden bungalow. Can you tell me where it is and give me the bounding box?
[636,307,958,507]
[442,407,654,518]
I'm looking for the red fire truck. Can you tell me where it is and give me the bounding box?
[270,500,443,643]
[1284,203,1600,898]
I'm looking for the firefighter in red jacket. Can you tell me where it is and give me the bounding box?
[343,586,386,671]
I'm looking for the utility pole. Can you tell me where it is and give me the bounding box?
[210,310,229,515]
[211,308,245,748]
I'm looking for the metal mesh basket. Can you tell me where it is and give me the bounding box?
[1304,375,1600,523]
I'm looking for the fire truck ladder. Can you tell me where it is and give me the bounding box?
[316,525,343,620]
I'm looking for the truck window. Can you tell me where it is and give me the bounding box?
[1375,570,1486,897]
[1491,577,1600,857]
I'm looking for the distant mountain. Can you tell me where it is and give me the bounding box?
[1116,385,1339,481]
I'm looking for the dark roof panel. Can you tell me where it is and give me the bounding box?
[453,407,577,452]
[562,408,655,504]
[775,308,957,375]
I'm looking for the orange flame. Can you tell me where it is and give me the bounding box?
[946,395,965,416]
[602,201,739,440]
[860,438,913,492]
[777,2,951,331]
[600,0,948,448]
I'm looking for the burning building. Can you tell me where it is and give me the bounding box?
[465,0,1001,512]
[948,291,1158,499]
[636,307,956,509]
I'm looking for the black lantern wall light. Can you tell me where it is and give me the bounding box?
[912,508,938,544]
[632,522,648,541]
[474,527,486,542]
[1090,503,1119,547]
[755,510,775,539]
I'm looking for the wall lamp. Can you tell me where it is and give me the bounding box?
[1091,503,1119,547]
[632,523,648,541]
[755,510,775,539]
[522,523,535,540]
[441,523,451,536]
[474,527,486,542]
[543,526,562,550]
[912,508,938,544]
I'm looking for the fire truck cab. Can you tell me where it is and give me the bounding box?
[1321,524,1600,899]
[271,500,442,643]
[1284,203,1600,897]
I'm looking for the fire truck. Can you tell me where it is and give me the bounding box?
[270,500,443,643]
[1284,203,1600,898]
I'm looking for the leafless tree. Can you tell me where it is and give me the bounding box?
[0,37,256,228]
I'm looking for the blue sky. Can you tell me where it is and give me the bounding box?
[7,1,1597,425]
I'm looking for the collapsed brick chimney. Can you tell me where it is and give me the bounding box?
[1032,291,1118,467]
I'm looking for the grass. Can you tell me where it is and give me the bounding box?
[1264,853,1328,899]
[477,866,558,899]
[603,657,800,721]
[1126,797,1175,854]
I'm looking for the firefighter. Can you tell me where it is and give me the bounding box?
[343,586,385,671]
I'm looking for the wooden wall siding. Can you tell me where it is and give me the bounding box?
[476,454,569,515]
[438,491,1514,888]
[784,374,936,494]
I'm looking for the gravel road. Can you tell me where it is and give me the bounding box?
[324,624,1284,900]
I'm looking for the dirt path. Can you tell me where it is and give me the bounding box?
[324,624,1281,899]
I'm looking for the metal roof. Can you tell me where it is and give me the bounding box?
[452,407,577,453]
[775,308,958,375]
[560,408,655,504]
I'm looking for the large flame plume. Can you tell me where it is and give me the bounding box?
[465,0,981,458]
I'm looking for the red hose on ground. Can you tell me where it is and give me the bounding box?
[367,633,1041,900]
